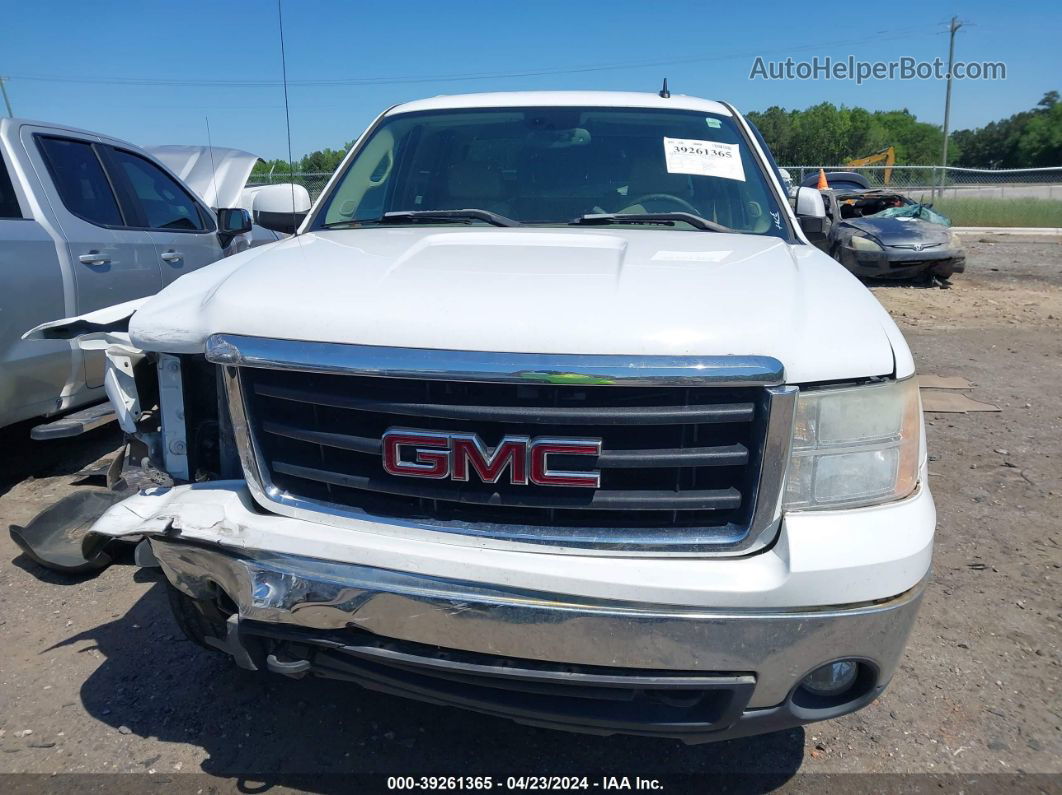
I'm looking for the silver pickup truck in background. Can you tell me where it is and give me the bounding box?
[146,145,311,250]
[0,118,260,432]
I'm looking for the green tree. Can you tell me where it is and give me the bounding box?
[951,91,1060,167]
[748,103,944,165]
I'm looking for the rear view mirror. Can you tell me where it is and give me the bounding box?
[217,207,252,235]
[246,184,312,234]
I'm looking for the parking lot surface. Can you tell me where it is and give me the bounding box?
[1,236,1059,789]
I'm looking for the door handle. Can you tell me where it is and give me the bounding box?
[160,250,183,263]
[78,251,110,265]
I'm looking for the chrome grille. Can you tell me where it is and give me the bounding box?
[214,336,794,552]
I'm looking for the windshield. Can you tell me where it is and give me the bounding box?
[316,106,788,237]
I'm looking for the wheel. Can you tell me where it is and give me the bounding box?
[165,581,230,652]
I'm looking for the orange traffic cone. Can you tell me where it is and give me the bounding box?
[816,168,829,189]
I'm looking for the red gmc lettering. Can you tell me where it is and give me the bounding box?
[381,431,450,478]
[451,434,529,484]
[380,429,601,488]
[530,440,602,488]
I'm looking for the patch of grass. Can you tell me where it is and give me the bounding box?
[920,197,1062,228]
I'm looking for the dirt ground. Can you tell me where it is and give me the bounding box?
[0,236,1059,791]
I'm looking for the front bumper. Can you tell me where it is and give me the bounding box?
[149,536,923,742]
[841,246,966,279]
[87,479,932,740]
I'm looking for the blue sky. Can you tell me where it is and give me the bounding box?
[2,0,1058,161]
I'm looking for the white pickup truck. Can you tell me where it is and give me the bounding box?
[0,119,266,432]
[43,92,935,743]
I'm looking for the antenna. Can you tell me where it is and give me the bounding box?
[0,77,13,117]
[204,116,220,209]
[658,78,670,98]
[277,0,298,235]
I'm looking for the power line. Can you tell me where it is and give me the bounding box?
[5,28,942,90]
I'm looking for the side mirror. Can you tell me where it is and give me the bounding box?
[246,183,312,234]
[794,186,826,218]
[798,215,827,243]
[217,207,253,236]
[794,187,828,244]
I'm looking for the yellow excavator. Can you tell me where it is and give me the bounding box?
[846,146,895,185]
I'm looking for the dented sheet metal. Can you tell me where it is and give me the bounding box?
[9,489,131,573]
[22,297,148,342]
[85,493,924,709]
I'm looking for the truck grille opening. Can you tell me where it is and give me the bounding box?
[235,367,774,548]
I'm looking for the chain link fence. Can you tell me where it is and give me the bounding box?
[780,165,1062,200]
[249,166,1062,204]
[249,171,334,201]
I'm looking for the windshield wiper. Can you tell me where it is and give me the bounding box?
[570,212,732,233]
[381,209,521,227]
[320,209,522,230]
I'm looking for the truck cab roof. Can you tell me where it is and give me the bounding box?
[387,91,734,117]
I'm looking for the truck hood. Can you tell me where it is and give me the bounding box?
[128,227,904,383]
[144,145,260,209]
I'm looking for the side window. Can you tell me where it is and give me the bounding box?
[0,152,21,218]
[37,137,123,226]
[109,148,207,231]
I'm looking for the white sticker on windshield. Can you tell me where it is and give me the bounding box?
[663,137,745,182]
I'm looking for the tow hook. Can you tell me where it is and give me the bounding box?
[203,614,312,678]
[203,614,261,672]
[266,654,312,679]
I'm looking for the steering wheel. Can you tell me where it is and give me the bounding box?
[619,193,701,215]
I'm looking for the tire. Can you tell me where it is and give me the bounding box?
[165,581,230,652]
[930,263,956,280]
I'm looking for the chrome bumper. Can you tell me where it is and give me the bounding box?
[151,538,924,710]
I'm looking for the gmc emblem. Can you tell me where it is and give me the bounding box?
[382,428,602,488]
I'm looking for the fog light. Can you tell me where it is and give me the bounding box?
[801,660,859,696]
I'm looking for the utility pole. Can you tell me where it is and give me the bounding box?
[0,77,13,118]
[938,16,963,198]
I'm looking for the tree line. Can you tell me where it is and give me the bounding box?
[950,91,1060,168]
[747,91,1059,167]
[253,140,355,178]
[253,91,1060,174]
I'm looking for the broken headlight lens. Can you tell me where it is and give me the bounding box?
[783,378,922,510]
[849,234,884,253]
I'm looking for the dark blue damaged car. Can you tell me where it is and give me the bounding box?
[817,189,966,281]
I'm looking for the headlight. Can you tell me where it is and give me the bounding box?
[849,234,884,253]
[948,229,962,247]
[783,378,922,510]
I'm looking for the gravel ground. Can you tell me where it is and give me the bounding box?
[0,236,1059,791]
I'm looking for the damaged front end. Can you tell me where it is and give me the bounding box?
[13,306,241,572]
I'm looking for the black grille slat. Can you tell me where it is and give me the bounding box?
[239,366,769,543]
[272,461,742,511]
[253,382,754,425]
[261,420,747,470]
[262,421,380,455]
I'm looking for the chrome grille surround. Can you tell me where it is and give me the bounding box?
[211,334,796,556]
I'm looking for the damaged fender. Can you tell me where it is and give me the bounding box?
[14,300,153,571]
[24,300,149,433]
